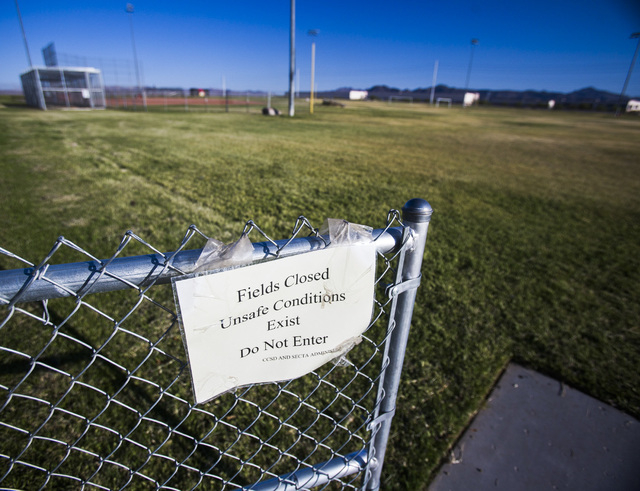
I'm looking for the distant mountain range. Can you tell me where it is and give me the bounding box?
[312,85,637,110]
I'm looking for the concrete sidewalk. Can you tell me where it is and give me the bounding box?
[429,364,640,491]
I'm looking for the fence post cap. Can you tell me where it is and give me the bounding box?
[402,198,432,223]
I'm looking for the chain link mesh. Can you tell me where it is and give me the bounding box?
[0,211,408,490]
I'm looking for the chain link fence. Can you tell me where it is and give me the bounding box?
[0,199,432,490]
[105,92,282,115]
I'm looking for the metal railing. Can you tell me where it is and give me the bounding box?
[0,198,432,490]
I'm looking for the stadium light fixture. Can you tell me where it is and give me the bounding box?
[465,38,479,91]
[616,32,640,116]
[308,30,319,114]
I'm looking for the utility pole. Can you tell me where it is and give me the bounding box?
[616,32,640,116]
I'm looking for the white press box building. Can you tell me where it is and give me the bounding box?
[21,66,106,110]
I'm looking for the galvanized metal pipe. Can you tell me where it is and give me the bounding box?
[248,449,368,490]
[366,198,432,490]
[0,227,403,305]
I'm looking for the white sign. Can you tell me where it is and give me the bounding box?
[173,244,377,404]
[349,90,368,100]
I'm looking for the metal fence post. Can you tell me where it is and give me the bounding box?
[366,198,432,490]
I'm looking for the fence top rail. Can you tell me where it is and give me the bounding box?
[0,226,404,305]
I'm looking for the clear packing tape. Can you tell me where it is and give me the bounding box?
[192,234,254,273]
[192,218,374,273]
[320,218,373,246]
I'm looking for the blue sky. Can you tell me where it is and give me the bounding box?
[1,0,639,95]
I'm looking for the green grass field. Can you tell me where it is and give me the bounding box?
[1,98,639,489]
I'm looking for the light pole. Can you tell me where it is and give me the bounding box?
[430,60,439,105]
[308,30,319,114]
[288,0,295,117]
[616,32,640,116]
[126,3,146,110]
[465,38,479,91]
[14,0,33,67]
